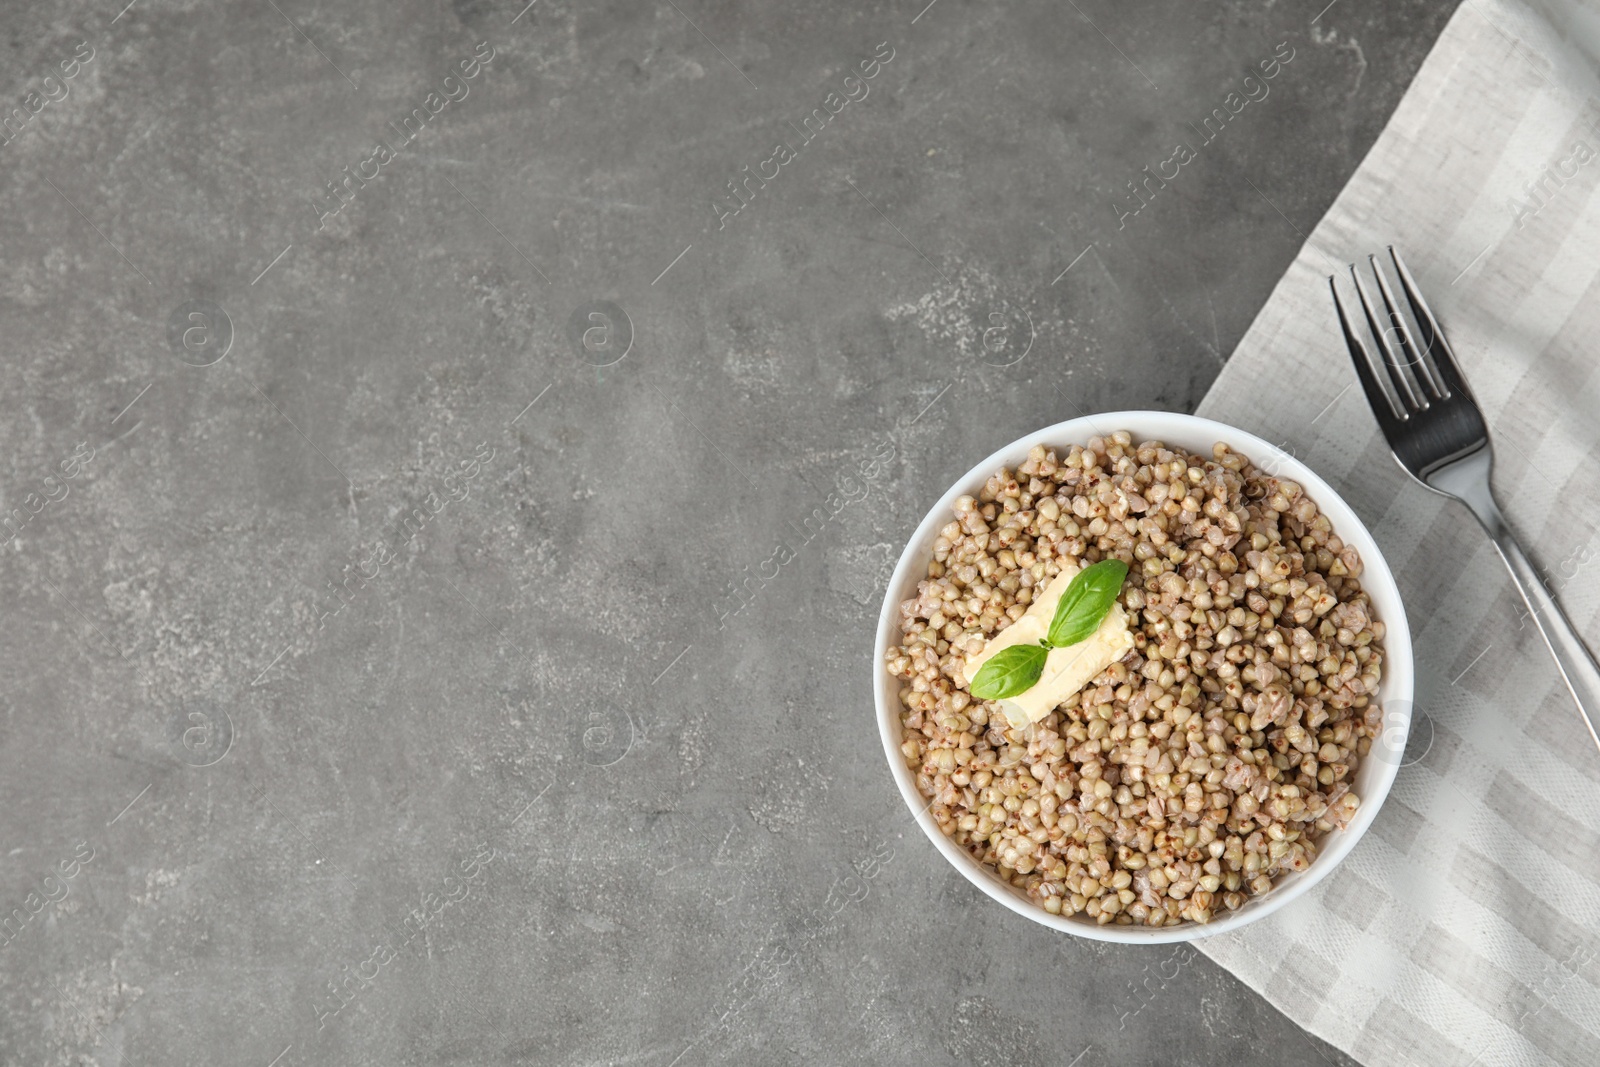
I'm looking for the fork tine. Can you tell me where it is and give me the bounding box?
[1368,254,1446,401]
[1389,246,1468,401]
[1348,263,1423,413]
[1329,275,1406,427]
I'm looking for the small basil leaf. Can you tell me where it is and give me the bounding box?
[969,643,1049,700]
[1046,558,1129,648]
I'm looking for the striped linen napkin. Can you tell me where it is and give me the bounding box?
[1192,1,1600,1063]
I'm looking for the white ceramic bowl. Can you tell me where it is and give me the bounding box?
[874,411,1414,943]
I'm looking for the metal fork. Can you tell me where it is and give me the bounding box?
[1330,246,1600,756]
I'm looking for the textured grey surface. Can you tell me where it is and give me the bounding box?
[0,0,1458,1063]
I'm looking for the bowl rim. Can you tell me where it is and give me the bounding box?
[873,410,1415,944]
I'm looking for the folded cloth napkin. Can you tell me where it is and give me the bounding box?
[1193,1,1600,1063]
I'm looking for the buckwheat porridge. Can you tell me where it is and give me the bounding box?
[885,432,1386,927]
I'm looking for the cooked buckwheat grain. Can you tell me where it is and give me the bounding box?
[885,432,1385,927]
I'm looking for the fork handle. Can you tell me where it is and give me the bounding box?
[1473,502,1600,755]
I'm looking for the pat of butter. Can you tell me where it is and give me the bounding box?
[963,561,1135,730]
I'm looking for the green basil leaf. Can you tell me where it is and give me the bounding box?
[969,643,1048,700]
[1046,558,1129,648]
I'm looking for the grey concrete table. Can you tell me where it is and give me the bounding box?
[0,0,1456,1063]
